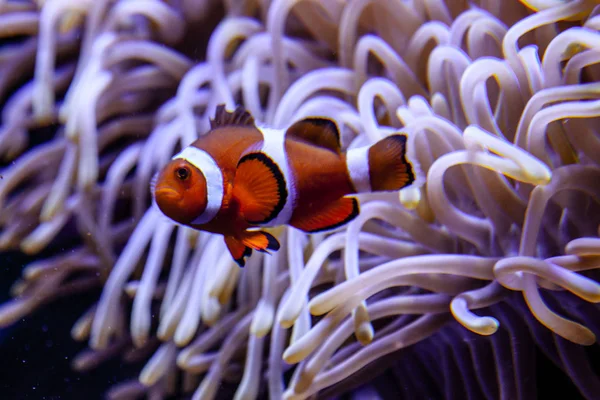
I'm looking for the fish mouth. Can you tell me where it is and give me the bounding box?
[154,187,181,201]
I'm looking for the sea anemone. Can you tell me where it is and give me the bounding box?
[1,0,600,399]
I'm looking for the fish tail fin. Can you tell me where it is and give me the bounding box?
[346,133,420,193]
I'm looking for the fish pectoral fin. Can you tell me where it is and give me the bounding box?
[232,152,287,224]
[241,230,280,253]
[291,197,360,233]
[286,117,341,153]
[224,235,253,267]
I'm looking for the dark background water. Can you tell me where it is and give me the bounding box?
[0,249,594,400]
[0,251,146,400]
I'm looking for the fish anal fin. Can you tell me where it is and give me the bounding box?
[224,236,253,267]
[241,230,280,253]
[291,197,359,233]
[286,118,341,153]
[233,153,287,224]
[210,104,256,129]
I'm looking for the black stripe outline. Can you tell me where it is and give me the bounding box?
[388,134,415,186]
[237,152,288,225]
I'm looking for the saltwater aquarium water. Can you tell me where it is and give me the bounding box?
[0,0,599,399]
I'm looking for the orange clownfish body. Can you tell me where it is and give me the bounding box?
[153,105,416,267]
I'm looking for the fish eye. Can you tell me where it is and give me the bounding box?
[175,166,190,181]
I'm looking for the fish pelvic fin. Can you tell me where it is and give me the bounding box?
[224,230,281,267]
[241,230,280,253]
[224,235,253,267]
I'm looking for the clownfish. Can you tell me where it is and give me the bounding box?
[153,105,416,267]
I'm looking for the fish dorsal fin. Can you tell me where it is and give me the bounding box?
[232,152,287,225]
[210,104,255,129]
[286,117,341,153]
[290,197,359,233]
